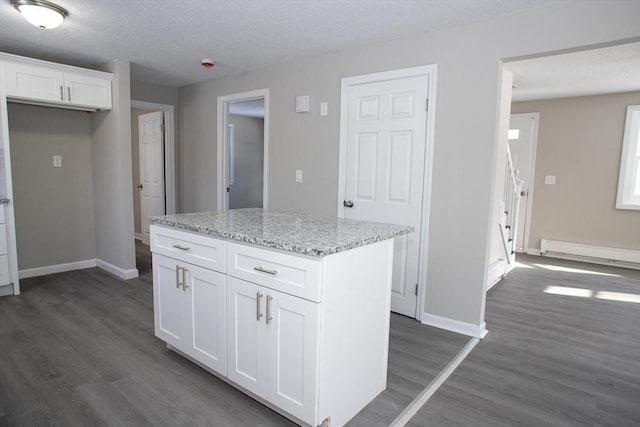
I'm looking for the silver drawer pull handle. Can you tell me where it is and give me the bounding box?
[254,266,277,276]
[172,244,190,251]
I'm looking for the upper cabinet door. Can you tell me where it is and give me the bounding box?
[65,71,112,110]
[4,62,65,104]
[2,59,112,111]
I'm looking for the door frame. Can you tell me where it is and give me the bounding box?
[337,65,438,321]
[131,100,177,222]
[216,89,270,211]
[510,112,539,253]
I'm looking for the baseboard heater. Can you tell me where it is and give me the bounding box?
[540,239,640,270]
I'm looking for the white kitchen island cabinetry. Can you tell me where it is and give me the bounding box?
[150,209,412,427]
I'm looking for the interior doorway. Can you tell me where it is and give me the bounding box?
[130,100,176,245]
[217,89,269,211]
[508,113,539,253]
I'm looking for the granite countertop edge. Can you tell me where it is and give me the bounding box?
[150,214,414,257]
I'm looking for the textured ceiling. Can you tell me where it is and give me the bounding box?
[0,0,567,88]
[509,42,640,101]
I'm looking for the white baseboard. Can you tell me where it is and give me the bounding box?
[135,233,144,241]
[540,239,640,270]
[526,248,541,256]
[487,259,506,291]
[19,259,97,279]
[421,312,488,339]
[96,259,139,280]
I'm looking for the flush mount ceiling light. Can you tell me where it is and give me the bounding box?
[11,0,68,30]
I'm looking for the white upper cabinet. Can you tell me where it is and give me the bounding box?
[2,57,112,111]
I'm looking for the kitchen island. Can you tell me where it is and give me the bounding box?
[149,209,413,427]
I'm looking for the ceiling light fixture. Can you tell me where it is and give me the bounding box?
[12,0,68,30]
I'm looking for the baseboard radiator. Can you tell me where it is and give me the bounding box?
[540,239,640,270]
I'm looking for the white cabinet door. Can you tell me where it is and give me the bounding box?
[4,62,64,103]
[2,61,112,110]
[227,276,320,424]
[153,253,228,376]
[227,277,268,398]
[153,254,187,349]
[185,263,227,375]
[267,290,319,424]
[65,71,112,110]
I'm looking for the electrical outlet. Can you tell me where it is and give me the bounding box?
[295,170,303,183]
[53,155,62,168]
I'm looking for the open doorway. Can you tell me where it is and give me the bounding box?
[217,89,269,211]
[498,41,640,270]
[130,100,176,247]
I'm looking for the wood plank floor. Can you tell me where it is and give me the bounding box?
[0,242,468,426]
[408,255,640,427]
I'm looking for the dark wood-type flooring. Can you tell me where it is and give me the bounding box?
[0,242,468,426]
[409,254,640,427]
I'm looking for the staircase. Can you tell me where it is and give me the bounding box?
[499,146,523,271]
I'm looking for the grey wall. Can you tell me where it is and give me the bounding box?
[131,107,145,235]
[512,91,640,251]
[8,103,96,269]
[228,114,264,209]
[131,80,179,107]
[91,59,137,273]
[178,1,640,329]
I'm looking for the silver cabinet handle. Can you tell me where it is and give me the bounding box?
[256,292,263,321]
[343,200,354,208]
[182,268,189,290]
[175,265,182,288]
[0,198,10,204]
[67,86,71,102]
[254,266,277,276]
[266,295,273,324]
[60,85,64,101]
[173,244,190,251]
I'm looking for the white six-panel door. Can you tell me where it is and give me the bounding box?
[342,74,429,317]
[139,111,165,245]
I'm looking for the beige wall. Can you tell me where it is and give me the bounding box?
[8,103,96,269]
[178,1,640,331]
[512,91,640,251]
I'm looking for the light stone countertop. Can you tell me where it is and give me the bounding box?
[150,208,414,257]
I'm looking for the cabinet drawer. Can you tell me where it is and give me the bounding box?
[151,225,226,273]
[227,243,322,302]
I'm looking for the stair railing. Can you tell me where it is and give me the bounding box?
[500,146,523,267]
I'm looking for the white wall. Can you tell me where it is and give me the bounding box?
[91,59,137,277]
[178,1,640,334]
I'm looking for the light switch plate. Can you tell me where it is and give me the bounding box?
[295,169,303,183]
[320,102,328,116]
[544,175,556,185]
[53,155,62,168]
[295,96,310,113]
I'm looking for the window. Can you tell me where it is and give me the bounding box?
[616,105,640,210]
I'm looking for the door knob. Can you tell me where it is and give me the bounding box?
[137,184,143,189]
[343,200,354,208]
